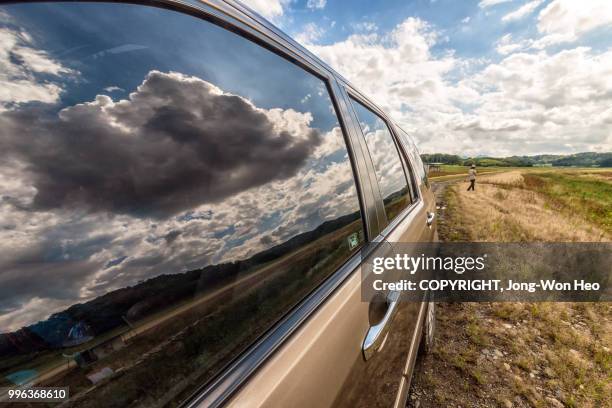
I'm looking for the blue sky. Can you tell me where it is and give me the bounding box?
[243,0,612,156]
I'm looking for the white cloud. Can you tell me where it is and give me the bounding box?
[301,15,612,156]
[0,26,74,110]
[502,0,544,22]
[295,22,325,44]
[306,0,326,10]
[461,16,471,24]
[103,85,124,92]
[240,0,291,20]
[534,0,612,47]
[479,0,513,8]
[463,46,612,154]
[306,18,453,112]
[495,33,528,55]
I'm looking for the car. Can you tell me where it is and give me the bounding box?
[0,1,437,407]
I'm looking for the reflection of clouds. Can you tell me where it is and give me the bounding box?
[360,119,407,200]
[396,127,426,182]
[0,24,74,110]
[1,71,322,219]
[0,71,360,331]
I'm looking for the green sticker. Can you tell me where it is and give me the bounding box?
[347,232,360,250]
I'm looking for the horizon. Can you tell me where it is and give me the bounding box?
[425,151,611,158]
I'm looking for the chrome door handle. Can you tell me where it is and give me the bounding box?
[426,212,435,226]
[362,291,400,360]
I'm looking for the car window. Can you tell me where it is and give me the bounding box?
[395,126,429,189]
[349,97,411,222]
[0,3,364,406]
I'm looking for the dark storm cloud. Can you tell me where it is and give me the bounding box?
[0,71,321,219]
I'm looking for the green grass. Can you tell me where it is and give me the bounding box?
[522,171,612,233]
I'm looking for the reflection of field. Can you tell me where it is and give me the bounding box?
[33,219,362,407]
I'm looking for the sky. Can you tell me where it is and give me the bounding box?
[242,0,612,157]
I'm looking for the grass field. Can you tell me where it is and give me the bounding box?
[521,171,612,234]
[428,164,516,181]
[408,168,612,408]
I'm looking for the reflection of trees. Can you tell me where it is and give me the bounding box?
[0,211,363,407]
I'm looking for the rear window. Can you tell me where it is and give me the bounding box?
[349,97,412,222]
[0,2,364,406]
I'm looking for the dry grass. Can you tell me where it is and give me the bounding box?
[408,168,612,408]
[448,172,610,242]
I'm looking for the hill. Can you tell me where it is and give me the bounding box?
[421,152,612,167]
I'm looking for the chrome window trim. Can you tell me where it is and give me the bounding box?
[0,1,376,406]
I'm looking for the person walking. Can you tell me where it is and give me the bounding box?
[467,164,477,191]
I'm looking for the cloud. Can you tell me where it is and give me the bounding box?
[495,33,528,55]
[502,0,544,22]
[295,22,325,44]
[301,15,612,157]
[306,17,453,113]
[479,0,513,8]
[0,71,322,219]
[240,0,291,21]
[464,46,612,153]
[0,25,74,110]
[103,86,124,93]
[534,0,612,47]
[477,47,612,110]
[306,0,326,10]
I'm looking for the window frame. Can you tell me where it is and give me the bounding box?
[0,1,373,407]
[345,90,421,230]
